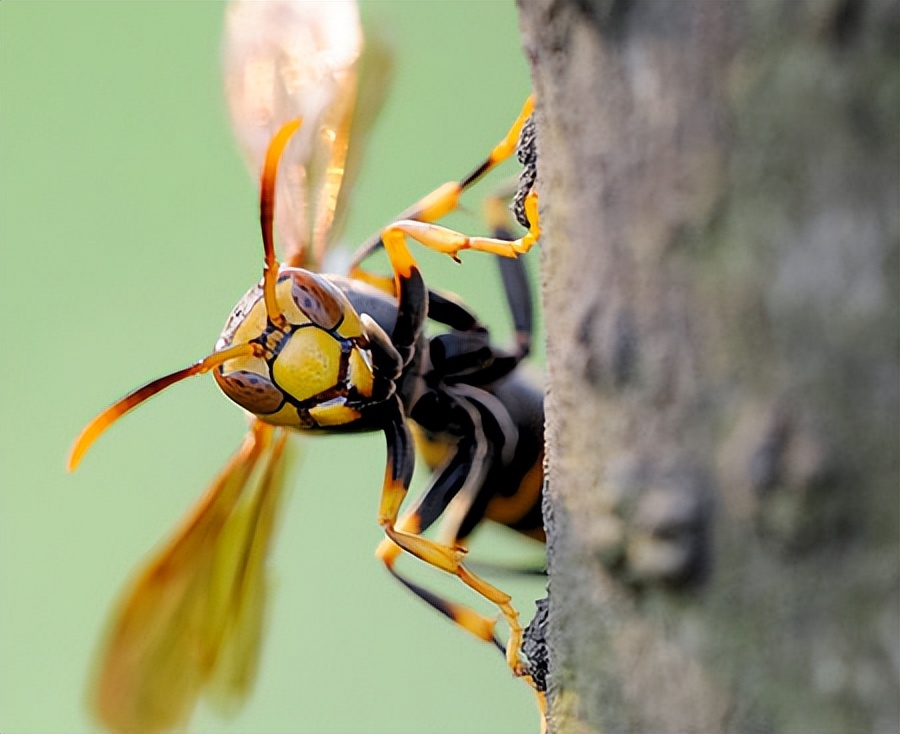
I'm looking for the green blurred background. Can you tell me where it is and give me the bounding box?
[0,2,544,733]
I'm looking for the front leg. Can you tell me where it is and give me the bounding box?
[382,189,540,265]
[348,95,536,273]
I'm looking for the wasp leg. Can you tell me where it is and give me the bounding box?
[381,188,539,265]
[423,283,533,388]
[348,269,397,297]
[426,290,514,381]
[483,194,535,362]
[370,185,524,381]
[352,185,536,370]
[431,387,548,726]
[425,215,533,383]
[348,95,535,274]
[379,401,528,676]
[427,288,484,332]
[372,192,539,383]
[497,255,534,362]
[393,94,535,225]
[377,430,502,650]
[379,238,428,368]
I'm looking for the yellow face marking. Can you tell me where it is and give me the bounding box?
[215,270,372,430]
[271,278,311,329]
[336,305,364,339]
[229,294,269,346]
[308,401,360,427]
[271,327,342,403]
[255,403,301,427]
[347,347,374,398]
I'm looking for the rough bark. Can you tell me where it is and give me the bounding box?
[516,0,899,732]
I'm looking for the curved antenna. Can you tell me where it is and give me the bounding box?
[68,343,259,472]
[260,118,303,325]
[69,120,302,472]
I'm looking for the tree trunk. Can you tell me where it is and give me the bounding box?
[516,0,899,732]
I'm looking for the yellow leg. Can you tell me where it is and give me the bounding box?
[394,94,535,225]
[376,519,499,646]
[538,690,548,734]
[377,465,528,676]
[349,94,536,277]
[378,414,546,730]
[382,189,539,265]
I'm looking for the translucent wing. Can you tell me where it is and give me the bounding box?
[90,423,291,733]
[223,0,391,270]
[326,24,392,270]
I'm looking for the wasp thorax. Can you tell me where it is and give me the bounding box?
[213,268,375,430]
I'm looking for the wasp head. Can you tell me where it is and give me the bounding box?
[214,268,376,429]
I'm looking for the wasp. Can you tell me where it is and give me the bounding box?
[68,2,544,731]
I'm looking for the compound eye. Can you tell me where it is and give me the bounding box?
[214,368,283,415]
[287,271,343,330]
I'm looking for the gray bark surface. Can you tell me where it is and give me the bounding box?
[516,0,899,731]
